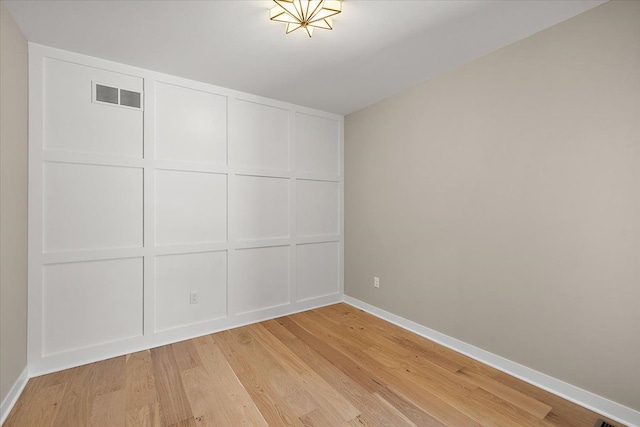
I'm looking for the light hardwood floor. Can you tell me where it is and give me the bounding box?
[5,303,622,426]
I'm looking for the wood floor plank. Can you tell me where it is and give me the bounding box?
[314,307,488,408]
[150,345,193,426]
[491,371,621,427]
[125,350,158,412]
[214,329,305,426]
[313,306,558,426]
[6,303,623,427]
[374,388,445,426]
[467,387,546,427]
[299,408,336,426]
[317,305,467,375]
[363,347,525,426]
[225,327,318,417]
[86,355,128,427]
[192,334,267,426]
[326,304,620,427]
[321,305,587,426]
[91,389,126,427]
[289,311,484,426]
[309,308,541,427]
[167,417,198,427]
[342,413,384,426]
[323,304,496,376]
[94,355,127,396]
[171,339,203,372]
[51,362,100,427]
[125,403,161,427]
[316,306,456,372]
[263,318,421,427]
[180,366,223,427]
[3,380,66,427]
[231,322,360,425]
[307,307,567,427]
[456,367,552,419]
[276,315,384,393]
[246,322,360,424]
[276,319,442,425]
[124,350,161,427]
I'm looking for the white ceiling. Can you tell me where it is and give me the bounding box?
[4,0,605,115]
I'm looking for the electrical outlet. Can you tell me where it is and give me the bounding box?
[190,291,199,304]
[374,277,380,288]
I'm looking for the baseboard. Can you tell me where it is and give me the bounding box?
[342,295,640,427]
[0,366,29,426]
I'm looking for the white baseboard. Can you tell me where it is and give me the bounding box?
[342,295,640,427]
[0,366,29,426]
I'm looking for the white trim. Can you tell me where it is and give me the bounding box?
[27,41,45,377]
[0,366,29,425]
[339,119,344,298]
[342,295,640,427]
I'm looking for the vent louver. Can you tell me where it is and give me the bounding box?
[119,89,141,108]
[93,82,142,110]
[594,419,617,427]
[95,84,118,104]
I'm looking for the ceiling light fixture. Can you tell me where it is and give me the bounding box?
[270,0,342,38]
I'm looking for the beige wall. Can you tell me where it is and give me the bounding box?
[345,0,640,411]
[0,1,29,404]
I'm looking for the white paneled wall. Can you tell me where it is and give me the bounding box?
[231,100,290,171]
[235,176,290,241]
[297,180,340,237]
[233,246,291,314]
[155,251,227,332]
[155,83,227,164]
[297,242,341,301]
[43,58,143,157]
[43,163,144,252]
[155,170,228,245]
[28,44,343,374]
[42,258,144,355]
[296,112,340,177]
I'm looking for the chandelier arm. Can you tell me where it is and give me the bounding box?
[308,8,340,22]
[307,0,325,21]
[272,1,303,23]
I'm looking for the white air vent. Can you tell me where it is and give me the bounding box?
[93,82,143,110]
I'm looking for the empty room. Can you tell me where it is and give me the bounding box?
[1,0,639,426]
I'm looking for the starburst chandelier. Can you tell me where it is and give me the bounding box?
[270,0,342,38]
